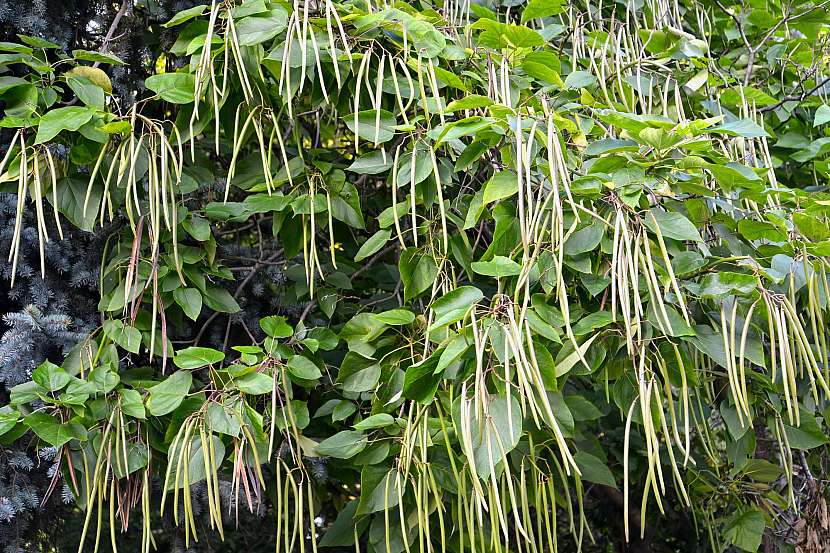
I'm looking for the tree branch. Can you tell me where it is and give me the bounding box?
[95,0,131,62]
[192,249,283,346]
[761,75,830,112]
[352,243,398,279]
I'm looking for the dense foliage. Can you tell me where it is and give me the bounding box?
[1,0,830,550]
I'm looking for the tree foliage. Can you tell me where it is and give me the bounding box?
[1,0,830,551]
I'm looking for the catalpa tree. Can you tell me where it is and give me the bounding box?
[0,0,830,551]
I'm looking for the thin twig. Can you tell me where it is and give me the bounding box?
[95,0,131,64]
[761,76,830,113]
[352,243,398,279]
[800,450,816,489]
[192,249,283,345]
[296,301,316,326]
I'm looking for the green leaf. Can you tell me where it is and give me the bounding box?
[482,172,518,205]
[685,324,765,369]
[672,251,706,275]
[573,451,616,488]
[9,382,40,405]
[318,502,361,547]
[0,83,37,118]
[572,311,614,336]
[737,220,786,242]
[347,151,393,174]
[355,229,391,262]
[315,430,368,459]
[0,42,32,54]
[207,402,241,436]
[437,333,470,374]
[274,400,309,430]
[119,389,146,419]
[521,0,564,21]
[72,49,125,65]
[399,249,438,301]
[330,400,357,422]
[711,119,769,138]
[644,210,703,242]
[0,412,20,438]
[394,146,433,187]
[639,127,682,150]
[163,4,207,27]
[353,413,395,430]
[433,117,494,145]
[329,181,365,229]
[445,95,494,112]
[565,395,602,421]
[32,361,70,392]
[236,8,288,45]
[585,138,637,156]
[231,0,267,17]
[474,20,544,49]
[205,202,250,222]
[287,355,322,380]
[0,76,27,94]
[174,346,225,369]
[318,289,338,319]
[793,212,830,242]
[103,319,142,354]
[373,309,416,325]
[784,409,828,450]
[202,286,241,313]
[429,286,483,329]
[693,273,756,298]
[595,109,674,134]
[89,364,120,394]
[564,70,597,89]
[724,509,765,552]
[174,288,203,321]
[101,120,131,134]
[35,106,94,144]
[59,378,93,406]
[741,459,782,483]
[66,76,105,109]
[145,72,196,104]
[403,349,443,404]
[235,372,274,395]
[356,466,400,515]
[703,161,762,190]
[260,315,293,338]
[25,413,86,446]
[719,86,777,107]
[555,333,599,376]
[18,35,60,49]
[340,313,386,355]
[814,104,830,127]
[147,371,193,416]
[345,109,397,143]
[564,221,604,255]
[112,443,150,478]
[523,51,562,77]
[182,214,211,241]
[341,364,381,393]
[471,255,521,277]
